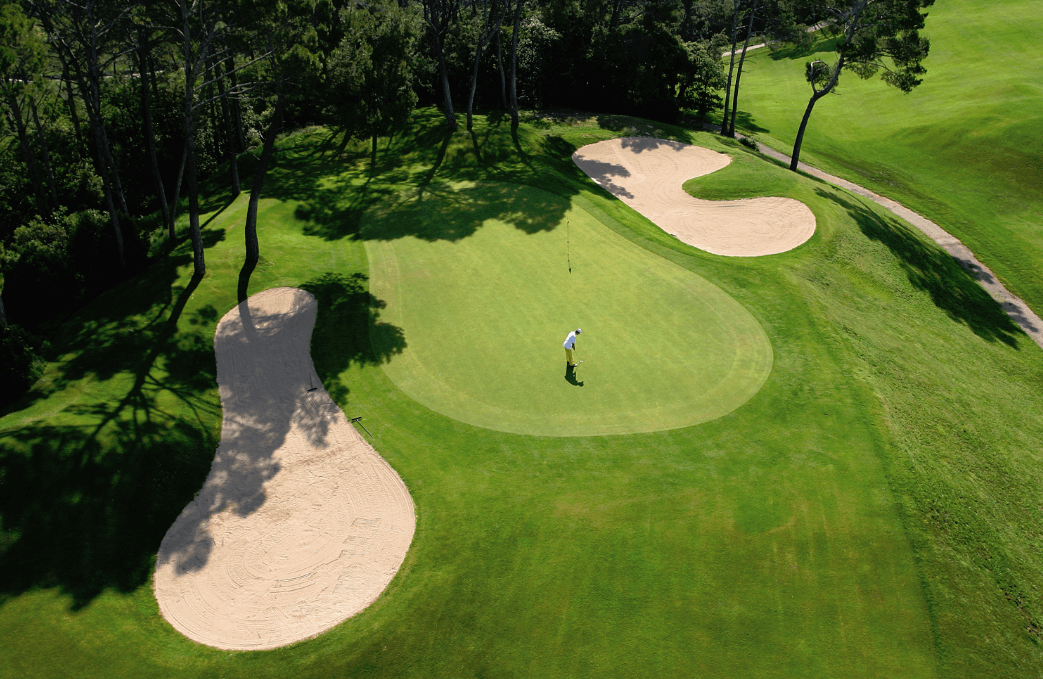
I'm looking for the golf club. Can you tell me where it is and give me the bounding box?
[567,217,572,273]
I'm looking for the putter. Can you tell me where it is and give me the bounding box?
[567,217,572,273]
[351,416,372,437]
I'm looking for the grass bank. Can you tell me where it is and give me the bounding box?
[725,0,1043,318]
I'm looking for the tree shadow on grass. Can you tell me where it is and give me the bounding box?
[300,272,405,405]
[0,266,405,609]
[0,272,220,610]
[596,114,644,133]
[569,155,634,200]
[359,180,573,242]
[731,110,770,135]
[816,188,1024,347]
[258,111,589,246]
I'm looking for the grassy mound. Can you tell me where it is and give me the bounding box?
[0,109,1041,678]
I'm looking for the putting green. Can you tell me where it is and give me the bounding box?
[364,182,773,436]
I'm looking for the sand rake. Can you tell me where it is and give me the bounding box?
[351,416,373,437]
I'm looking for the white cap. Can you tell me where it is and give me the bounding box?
[576,328,582,333]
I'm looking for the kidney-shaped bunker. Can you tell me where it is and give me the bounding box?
[154,287,415,651]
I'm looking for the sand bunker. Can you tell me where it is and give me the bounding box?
[573,137,816,256]
[153,287,415,651]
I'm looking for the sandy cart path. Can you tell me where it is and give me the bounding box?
[573,137,816,256]
[153,287,415,651]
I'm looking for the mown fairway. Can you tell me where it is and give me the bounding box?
[2,110,1042,678]
[727,0,1043,316]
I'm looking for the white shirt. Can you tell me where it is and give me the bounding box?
[563,331,579,349]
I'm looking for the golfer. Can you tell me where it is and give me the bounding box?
[563,328,581,367]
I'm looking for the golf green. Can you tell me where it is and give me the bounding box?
[363,182,773,436]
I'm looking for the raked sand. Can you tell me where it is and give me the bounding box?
[572,137,816,256]
[153,287,415,651]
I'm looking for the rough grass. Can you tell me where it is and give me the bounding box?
[723,0,1043,318]
[0,108,1041,678]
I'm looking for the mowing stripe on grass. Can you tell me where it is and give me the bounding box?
[364,182,773,436]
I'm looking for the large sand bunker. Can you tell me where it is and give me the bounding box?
[573,137,816,256]
[153,287,415,651]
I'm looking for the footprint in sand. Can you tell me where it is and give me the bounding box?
[153,287,415,651]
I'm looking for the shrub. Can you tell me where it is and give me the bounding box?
[0,323,45,407]
[1,210,82,328]
[739,134,759,151]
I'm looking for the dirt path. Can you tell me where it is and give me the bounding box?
[153,287,415,651]
[753,142,1043,349]
[573,137,816,257]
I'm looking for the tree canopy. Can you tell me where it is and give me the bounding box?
[786,0,934,169]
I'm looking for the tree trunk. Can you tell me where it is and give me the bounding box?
[170,144,188,229]
[0,292,7,328]
[789,94,820,171]
[432,31,456,131]
[51,32,126,257]
[467,3,507,131]
[97,141,126,266]
[228,56,246,152]
[97,117,129,215]
[4,93,47,210]
[243,91,286,264]
[29,95,59,207]
[137,41,173,240]
[74,59,126,263]
[148,53,160,100]
[466,41,486,131]
[82,67,130,216]
[181,0,205,277]
[496,28,507,109]
[509,0,523,129]
[83,24,130,217]
[728,0,758,137]
[789,57,842,171]
[60,61,84,153]
[720,0,740,136]
[217,60,240,195]
[202,56,218,166]
[185,118,205,276]
[208,75,222,166]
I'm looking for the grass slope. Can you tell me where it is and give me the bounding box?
[0,109,1041,677]
[725,0,1043,317]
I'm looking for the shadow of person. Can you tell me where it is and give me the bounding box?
[565,363,584,387]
